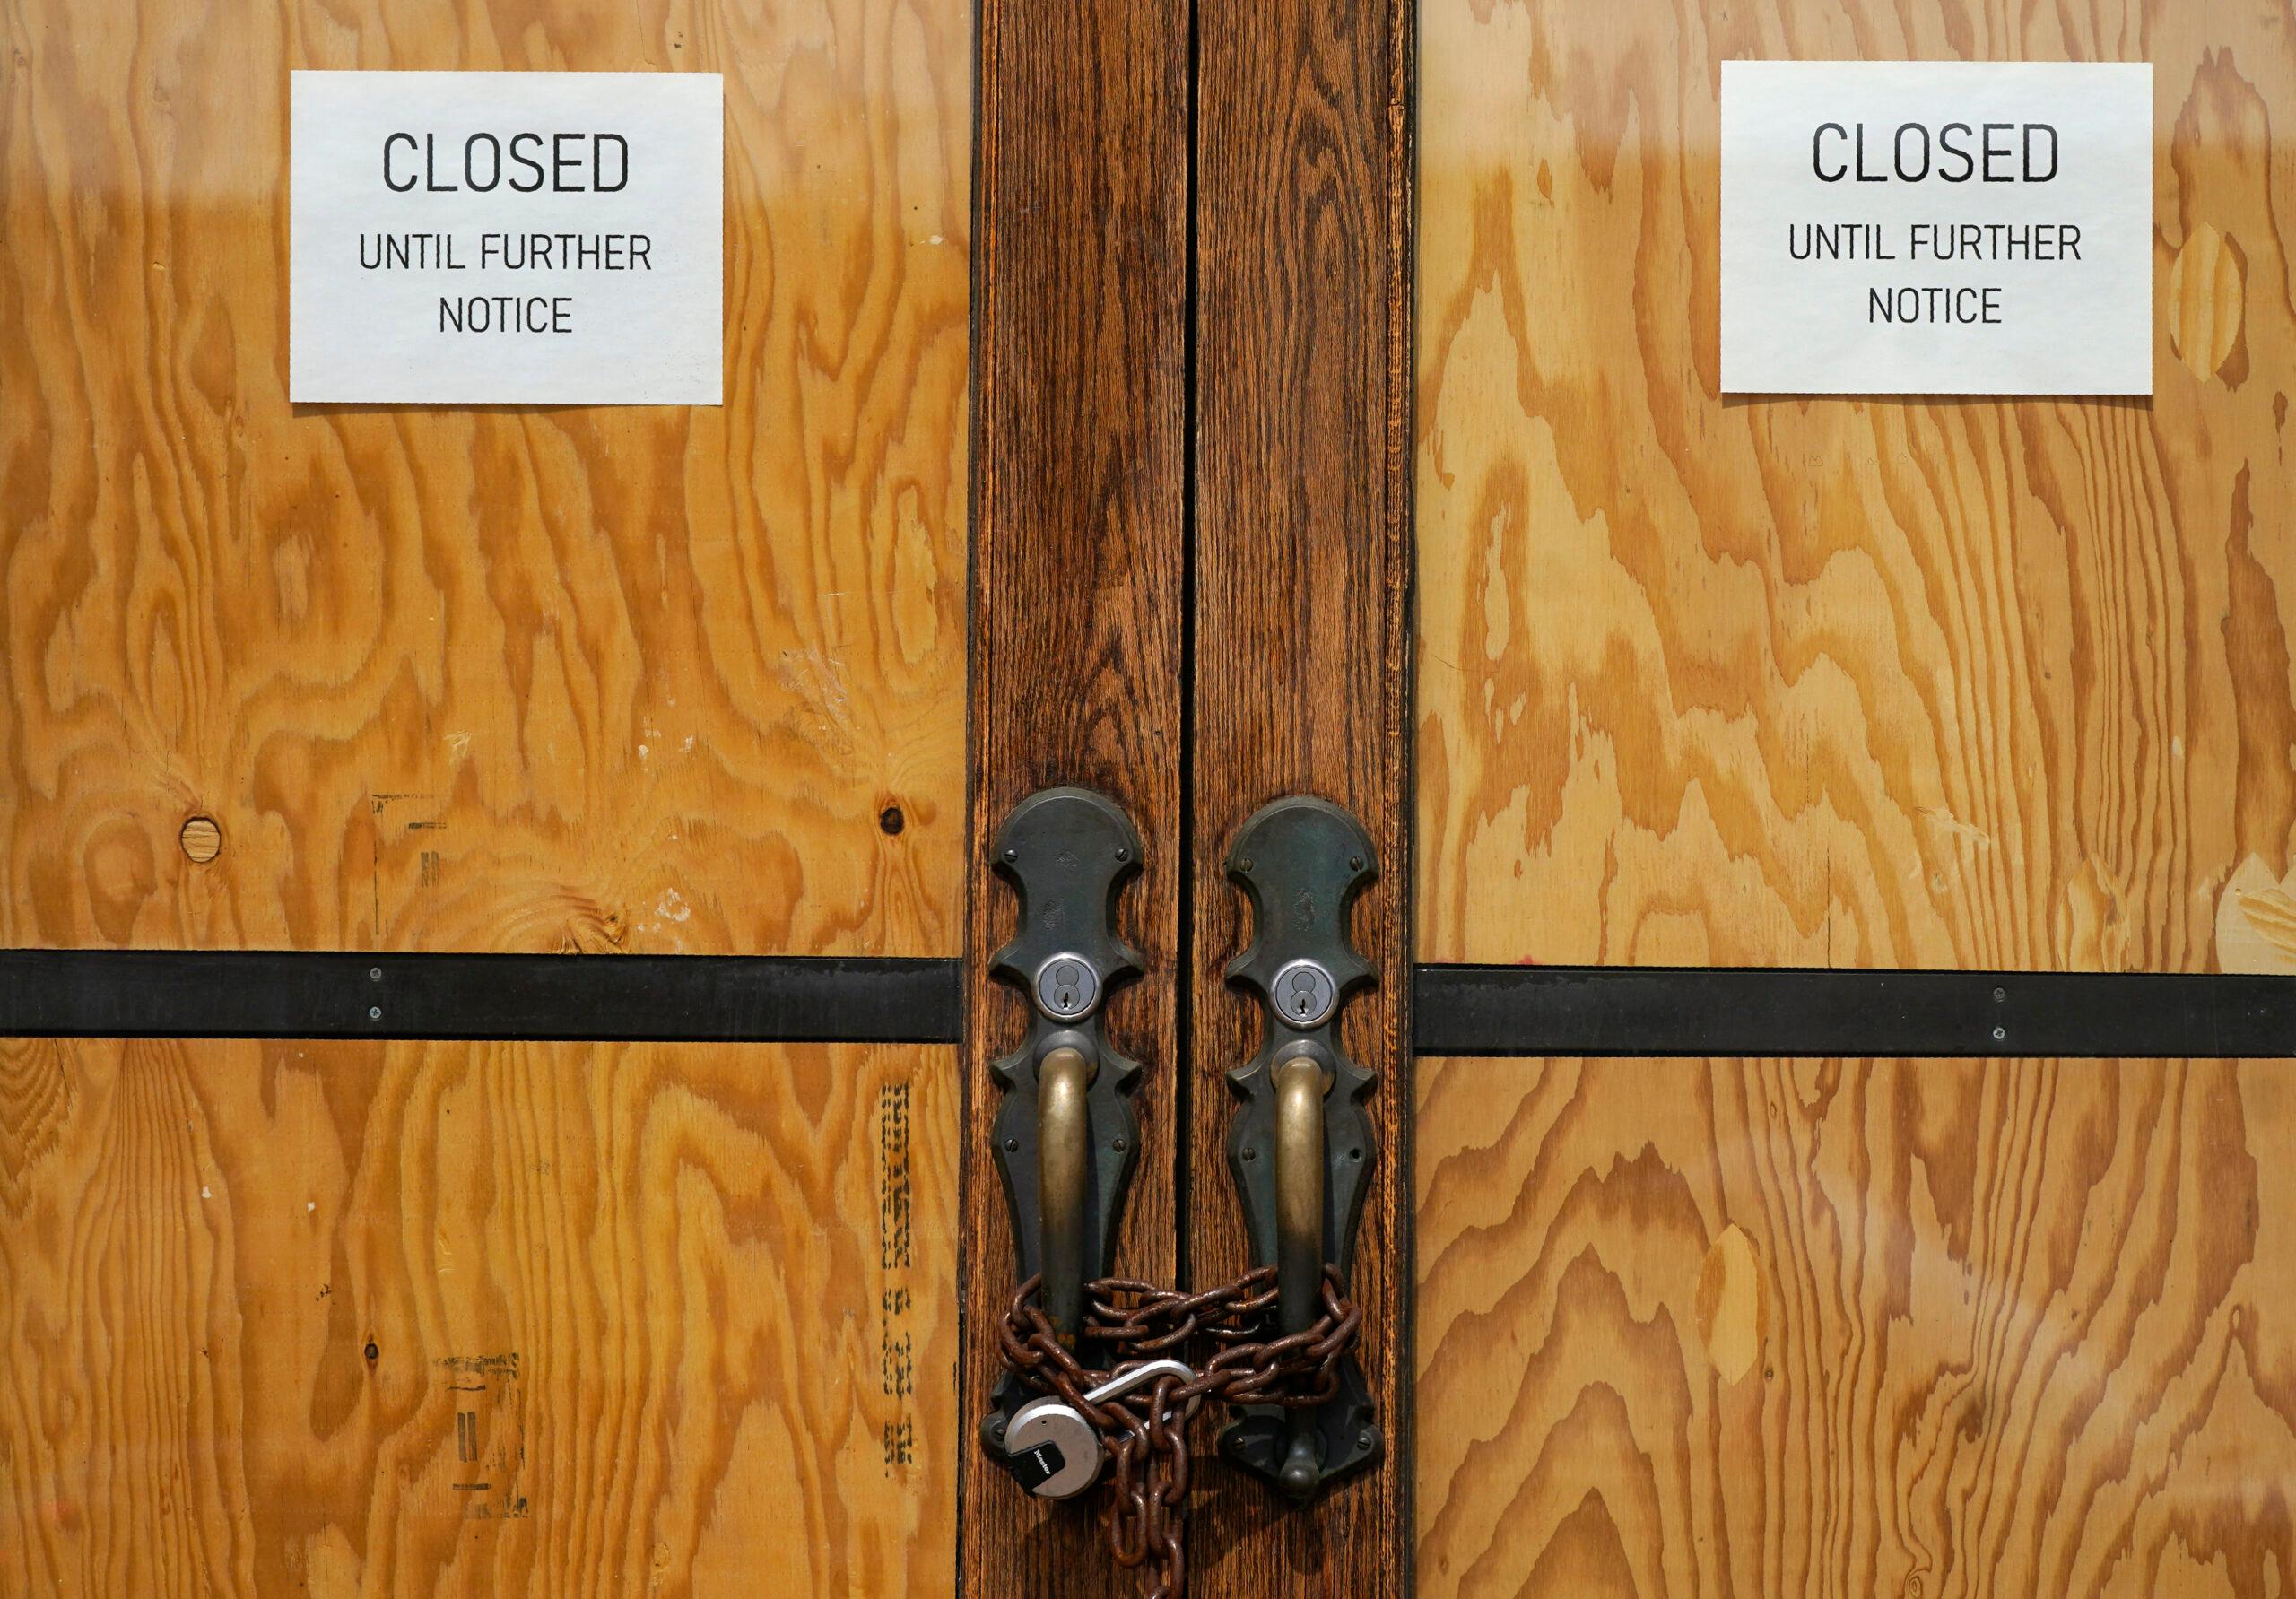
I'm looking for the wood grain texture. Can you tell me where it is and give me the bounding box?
[0,1037,955,1595]
[959,0,1187,1586]
[1191,0,1413,1589]
[0,0,970,957]
[1415,1055,2296,1597]
[1416,0,2296,971]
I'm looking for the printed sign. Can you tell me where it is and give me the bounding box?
[290,71,723,404]
[1720,61,2152,395]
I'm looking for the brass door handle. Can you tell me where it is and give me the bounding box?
[1270,1042,1336,1498]
[981,787,1146,1471]
[1221,796,1383,1501]
[1036,1043,1099,1336]
[1271,1045,1332,1342]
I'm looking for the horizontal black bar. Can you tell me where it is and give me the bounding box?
[0,951,963,1045]
[1413,965,2296,1058]
[2,952,2284,1057]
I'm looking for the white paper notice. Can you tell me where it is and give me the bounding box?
[291,72,723,405]
[1720,61,2152,395]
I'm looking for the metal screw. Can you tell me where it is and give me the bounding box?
[1115,846,1129,862]
[1239,858,1253,872]
[1004,1137,1019,1152]
[1112,1136,1127,1151]
[370,967,382,981]
[1993,986,2006,1003]
[368,1005,382,1021]
[1357,1430,1374,1450]
[1004,847,1018,862]
[1992,1026,2006,1042]
[1349,856,1364,872]
[1241,1146,1257,1161]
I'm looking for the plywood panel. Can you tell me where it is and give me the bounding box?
[0,1037,954,1596]
[0,0,969,956]
[1415,1056,2296,1596]
[1417,0,2296,970]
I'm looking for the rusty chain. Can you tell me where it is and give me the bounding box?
[992,1265,1361,1599]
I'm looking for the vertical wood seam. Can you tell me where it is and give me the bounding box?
[1384,0,1416,1586]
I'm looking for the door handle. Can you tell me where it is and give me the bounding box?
[1221,795,1383,1500]
[979,787,1145,1470]
[1271,1045,1331,1345]
[1034,1042,1098,1336]
[1270,1043,1335,1495]
[981,789,1379,1591]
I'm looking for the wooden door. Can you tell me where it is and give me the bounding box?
[1,3,968,1592]
[960,0,1410,1591]
[1413,2,2296,1594]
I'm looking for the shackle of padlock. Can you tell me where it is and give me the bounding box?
[1003,1358,1196,1499]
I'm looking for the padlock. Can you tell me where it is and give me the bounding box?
[1004,1358,1195,1499]
[1003,1397,1099,1499]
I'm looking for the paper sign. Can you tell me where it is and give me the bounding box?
[291,72,723,404]
[1720,61,2152,395]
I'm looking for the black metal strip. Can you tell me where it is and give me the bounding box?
[0,951,963,1044]
[1412,964,2296,1059]
[4,952,2287,1056]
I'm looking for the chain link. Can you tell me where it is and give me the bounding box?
[993,1266,1361,1599]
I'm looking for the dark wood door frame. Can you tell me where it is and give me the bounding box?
[962,0,1413,1590]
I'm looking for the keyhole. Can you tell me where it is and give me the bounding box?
[1291,973,1317,1016]
[1056,961,1081,1012]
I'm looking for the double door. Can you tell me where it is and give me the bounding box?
[2,0,2291,1595]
